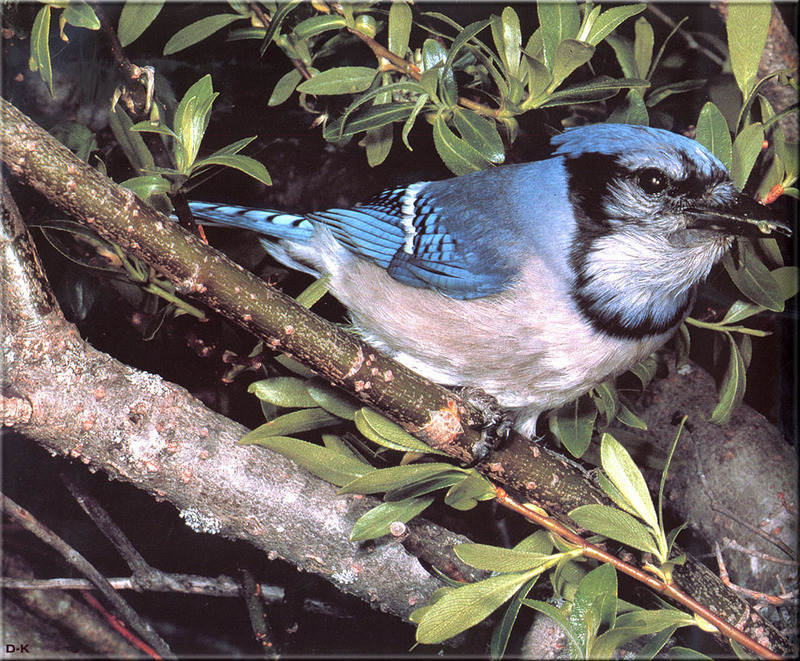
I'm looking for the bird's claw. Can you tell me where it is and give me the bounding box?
[456,387,512,468]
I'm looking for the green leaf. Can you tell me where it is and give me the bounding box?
[174,75,217,170]
[248,377,317,408]
[29,6,54,97]
[293,14,347,39]
[551,39,595,87]
[455,544,555,573]
[297,66,377,95]
[268,69,303,106]
[600,433,658,529]
[727,2,771,97]
[323,104,415,141]
[722,242,784,311]
[109,106,155,172]
[499,6,522,77]
[388,1,412,56]
[259,0,303,55]
[514,530,554,555]
[306,381,359,421]
[549,397,596,458]
[570,563,617,648]
[246,408,341,438]
[633,17,653,79]
[354,408,438,454]
[120,175,172,200]
[490,577,539,659]
[645,79,706,107]
[443,473,496,511]
[118,0,164,46]
[709,333,747,425]
[773,266,800,301]
[339,462,461,496]
[386,474,464,502]
[615,609,694,631]
[164,14,244,55]
[416,573,532,644]
[240,435,371,486]
[192,153,272,186]
[629,354,658,390]
[596,472,642,519]
[731,123,765,190]
[615,401,648,430]
[421,38,456,106]
[569,505,659,555]
[433,113,487,175]
[401,93,430,149]
[129,120,179,140]
[591,381,619,425]
[363,123,393,167]
[350,496,435,541]
[452,108,504,164]
[720,299,767,325]
[541,76,649,108]
[607,89,649,126]
[696,102,733,172]
[585,4,646,47]
[61,1,100,30]
[444,19,492,73]
[538,0,580,70]
[294,275,330,309]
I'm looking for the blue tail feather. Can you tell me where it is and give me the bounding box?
[189,201,314,243]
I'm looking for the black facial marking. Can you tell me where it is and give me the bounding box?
[563,152,695,339]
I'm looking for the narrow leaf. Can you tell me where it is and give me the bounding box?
[600,433,658,529]
[118,0,164,46]
[297,66,377,95]
[433,113,487,175]
[268,69,303,106]
[709,333,747,425]
[696,102,733,172]
[164,14,244,55]
[727,2,771,97]
[338,463,461,496]
[29,6,54,97]
[240,435,371,486]
[350,496,434,542]
[416,573,532,644]
[248,377,317,408]
[388,1,412,56]
[452,108,504,164]
[456,544,555,573]
[192,154,272,186]
[722,242,784,311]
[246,408,340,438]
[731,123,765,189]
[549,397,596,458]
[569,505,659,555]
[354,408,438,454]
[586,4,646,46]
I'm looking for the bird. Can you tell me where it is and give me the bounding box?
[189,123,791,439]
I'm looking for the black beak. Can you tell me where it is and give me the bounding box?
[685,192,792,238]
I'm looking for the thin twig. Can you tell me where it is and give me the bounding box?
[1,492,176,659]
[494,487,784,660]
[715,544,799,607]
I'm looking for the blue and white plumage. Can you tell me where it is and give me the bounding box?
[191,124,790,437]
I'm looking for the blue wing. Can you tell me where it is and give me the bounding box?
[309,182,519,299]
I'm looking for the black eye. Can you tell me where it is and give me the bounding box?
[637,168,669,195]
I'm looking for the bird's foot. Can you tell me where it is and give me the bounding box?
[455,387,513,468]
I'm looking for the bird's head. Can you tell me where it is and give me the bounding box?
[550,124,791,339]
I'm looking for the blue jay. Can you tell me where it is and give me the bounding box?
[190,124,790,438]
